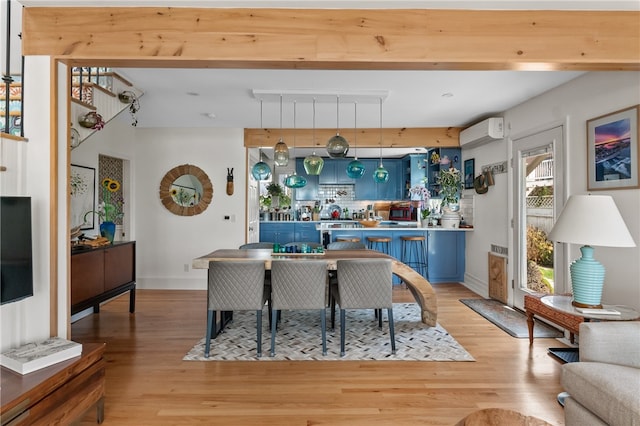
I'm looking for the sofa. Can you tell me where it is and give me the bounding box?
[561,321,640,425]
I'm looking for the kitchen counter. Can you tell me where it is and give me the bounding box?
[316,222,474,231]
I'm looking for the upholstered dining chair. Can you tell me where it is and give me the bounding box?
[333,259,396,357]
[326,241,366,250]
[239,242,274,325]
[239,242,274,249]
[206,260,267,358]
[326,241,367,321]
[269,259,328,357]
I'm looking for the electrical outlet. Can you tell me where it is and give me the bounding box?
[184,263,189,272]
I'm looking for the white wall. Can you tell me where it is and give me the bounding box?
[133,127,246,290]
[0,56,52,352]
[463,71,640,310]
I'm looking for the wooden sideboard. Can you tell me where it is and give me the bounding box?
[1,343,106,425]
[71,241,136,315]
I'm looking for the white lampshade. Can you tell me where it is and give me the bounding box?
[548,194,635,247]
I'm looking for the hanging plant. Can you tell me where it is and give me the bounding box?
[78,111,105,130]
[118,90,140,127]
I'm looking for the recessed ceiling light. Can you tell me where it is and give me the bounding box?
[187,92,200,96]
[201,112,216,119]
[442,92,454,98]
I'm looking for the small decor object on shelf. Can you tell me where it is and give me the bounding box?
[78,111,105,130]
[84,177,124,243]
[118,90,141,127]
[1,337,82,375]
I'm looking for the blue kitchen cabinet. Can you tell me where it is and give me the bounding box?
[354,159,379,200]
[259,222,295,244]
[427,230,465,283]
[402,154,427,199]
[260,222,320,244]
[295,222,321,243]
[318,159,355,184]
[375,159,402,200]
[353,159,401,201]
[294,159,319,201]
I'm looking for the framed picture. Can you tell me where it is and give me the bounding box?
[464,158,475,189]
[587,105,639,191]
[70,164,96,230]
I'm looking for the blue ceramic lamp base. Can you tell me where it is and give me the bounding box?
[570,245,605,308]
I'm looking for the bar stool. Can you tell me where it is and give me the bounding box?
[400,235,427,278]
[367,236,391,255]
[336,236,360,243]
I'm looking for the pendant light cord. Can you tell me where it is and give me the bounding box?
[336,96,340,135]
[259,99,263,160]
[293,100,296,150]
[379,97,384,167]
[279,94,283,140]
[312,98,316,153]
[353,101,358,159]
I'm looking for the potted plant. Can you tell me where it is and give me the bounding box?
[437,167,463,228]
[264,183,291,209]
[437,167,463,208]
[83,178,124,243]
[409,184,431,227]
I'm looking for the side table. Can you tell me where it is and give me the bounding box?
[525,294,640,345]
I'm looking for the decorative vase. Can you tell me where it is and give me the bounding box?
[420,218,430,228]
[440,210,461,228]
[100,221,116,243]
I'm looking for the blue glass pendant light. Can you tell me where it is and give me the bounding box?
[303,99,324,175]
[373,97,389,183]
[326,96,349,158]
[346,101,365,179]
[284,101,307,189]
[251,100,272,181]
[273,95,289,167]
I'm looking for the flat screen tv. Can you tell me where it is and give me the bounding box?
[1,196,34,305]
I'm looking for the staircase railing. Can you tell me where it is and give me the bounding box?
[2,0,25,137]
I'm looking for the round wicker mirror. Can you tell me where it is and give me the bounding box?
[159,164,213,216]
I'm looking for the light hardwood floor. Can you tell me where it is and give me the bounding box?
[72,284,567,425]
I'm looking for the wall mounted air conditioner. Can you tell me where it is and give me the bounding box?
[459,117,504,149]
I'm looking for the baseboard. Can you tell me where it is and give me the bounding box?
[462,272,488,298]
[136,277,206,290]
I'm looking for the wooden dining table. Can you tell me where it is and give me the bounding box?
[192,249,437,326]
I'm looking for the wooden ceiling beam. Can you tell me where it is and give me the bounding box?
[22,8,640,70]
[244,127,461,148]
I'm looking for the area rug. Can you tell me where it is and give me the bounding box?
[184,303,474,361]
[460,298,563,339]
[548,347,579,364]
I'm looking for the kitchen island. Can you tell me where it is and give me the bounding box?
[318,222,472,283]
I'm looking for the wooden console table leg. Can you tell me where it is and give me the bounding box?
[129,285,136,313]
[526,311,535,345]
[97,396,105,424]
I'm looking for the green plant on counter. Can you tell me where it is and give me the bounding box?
[261,182,291,209]
[437,167,463,206]
[421,208,431,220]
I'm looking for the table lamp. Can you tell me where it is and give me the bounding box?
[548,194,636,308]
